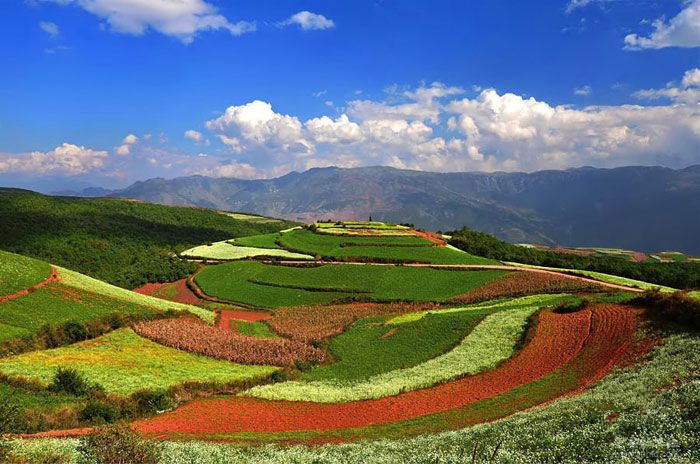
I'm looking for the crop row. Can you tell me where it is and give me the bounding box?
[244,294,573,402]
[134,317,324,366]
[450,270,607,305]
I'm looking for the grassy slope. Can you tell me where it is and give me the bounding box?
[279,229,497,264]
[0,189,296,288]
[0,328,277,395]
[245,295,572,402]
[195,261,505,307]
[0,250,52,296]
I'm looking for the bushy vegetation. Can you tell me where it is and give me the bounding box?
[0,250,52,296]
[450,227,700,289]
[280,229,497,264]
[246,295,570,402]
[629,290,700,329]
[195,261,505,308]
[0,328,276,395]
[78,424,160,464]
[0,189,295,288]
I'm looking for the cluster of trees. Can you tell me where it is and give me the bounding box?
[0,189,295,288]
[449,227,700,289]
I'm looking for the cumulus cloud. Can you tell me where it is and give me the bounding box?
[206,100,313,154]
[115,133,138,155]
[280,11,335,30]
[41,0,255,43]
[624,0,700,49]
[200,70,699,176]
[184,129,209,146]
[633,68,700,104]
[39,21,59,37]
[574,85,592,96]
[0,143,108,175]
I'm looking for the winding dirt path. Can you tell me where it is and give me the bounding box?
[0,267,59,303]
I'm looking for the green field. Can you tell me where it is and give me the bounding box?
[195,261,506,308]
[181,240,313,260]
[0,328,277,395]
[0,283,158,342]
[246,294,570,402]
[233,233,284,249]
[300,306,494,382]
[279,229,496,264]
[0,250,52,297]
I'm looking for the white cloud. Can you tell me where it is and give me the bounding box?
[624,0,700,49]
[565,0,616,14]
[0,143,108,175]
[280,11,334,31]
[574,85,592,96]
[42,0,255,43]
[633,68,700,104]
[312,90,327,98]
[115,133,138,155]
[39,21,59,37]
[184,129,205,142]
[206,100,313,154]
[306,114,362,144]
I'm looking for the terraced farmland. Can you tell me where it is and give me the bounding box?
[2,220,697,464]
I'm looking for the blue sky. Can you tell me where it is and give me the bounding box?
[0,0,698,192]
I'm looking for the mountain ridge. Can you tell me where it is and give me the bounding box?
[56,164,700,254]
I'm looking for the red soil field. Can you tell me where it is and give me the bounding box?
[410,230,446,245]
[218,309,271,329]
[450,271,606,305]
[134,279,202,306]
[0,267,59,303]
[134,305,637,435]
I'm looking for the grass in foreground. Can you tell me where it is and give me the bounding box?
[195,261,505,307]
[0,328,276,395]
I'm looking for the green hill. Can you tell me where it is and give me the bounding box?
[0,189,296,288]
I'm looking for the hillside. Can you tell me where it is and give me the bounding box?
[0,188,296,288]
[2,220,698,464]
[102,165,700,255]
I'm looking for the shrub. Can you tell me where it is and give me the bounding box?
[131,389,173,415]
[0,400,28,433]
[552,298,589,314]
[630,290,700,329]
[48,368,94,396]
[62,321,88,343]
[77,424,160,464]
[79,400,121,424]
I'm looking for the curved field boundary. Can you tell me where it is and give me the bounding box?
[268,261,646,294]
[0,267,59,303]
[131,307,600,435]
[243,295,568,402]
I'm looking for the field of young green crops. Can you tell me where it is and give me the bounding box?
[0,328,277,395]
[181,240,314,260]
[57,266,215,323]
[245,294,571,402]
[195,261,506,307]
[279,229,497,264]
[0,283,157,342]
[233,233,284,249]
[0,250,52,297]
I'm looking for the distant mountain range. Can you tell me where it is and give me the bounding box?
[57,165,700,254]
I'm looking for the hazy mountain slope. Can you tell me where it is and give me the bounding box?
[108,165,700,254]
